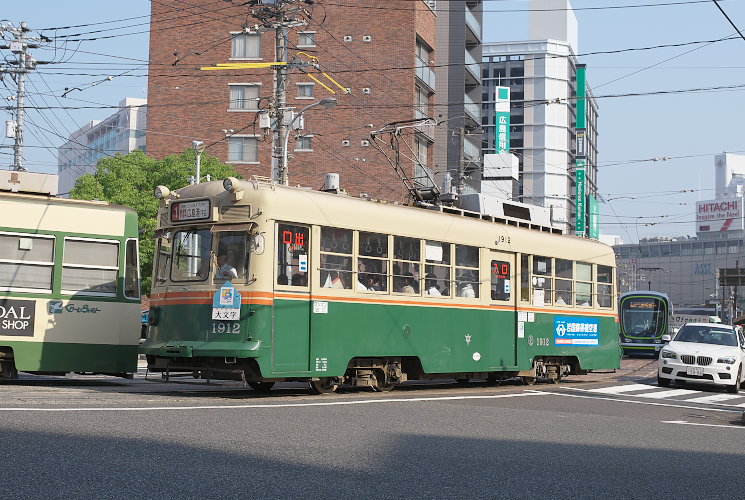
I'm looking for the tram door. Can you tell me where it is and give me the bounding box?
[489,251,517,367]
[272,224,311,373]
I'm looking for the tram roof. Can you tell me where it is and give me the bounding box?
[164,178,615,264]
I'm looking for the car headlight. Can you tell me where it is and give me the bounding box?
[717,356,737,364]
[660,350,676,359]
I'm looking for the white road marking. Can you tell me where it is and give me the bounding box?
[531,390,743,414]
[636,388,701,399]
[684,393,743,404]
[0,390,550,412]
[661,420,745,430]
[587,383,659,394]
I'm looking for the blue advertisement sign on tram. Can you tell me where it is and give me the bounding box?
[554,316,599,346]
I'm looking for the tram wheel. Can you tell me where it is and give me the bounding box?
[486,373,500,385]
[521,376,537,386]
[248,381,275,393]
[309,378,339,394]
[372,371,397,392]
[456,378,470,385]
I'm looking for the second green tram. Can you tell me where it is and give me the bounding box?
[619,291,672,355]
[141,177,621,393]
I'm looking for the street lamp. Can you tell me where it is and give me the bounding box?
[281,97,337,186]
[192,140,205,184]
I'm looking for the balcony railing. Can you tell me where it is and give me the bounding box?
[416,59,436,91]
[465,6,481,39]
[463,135,481,161]
[464,93,480,121]
[464,50,480,80]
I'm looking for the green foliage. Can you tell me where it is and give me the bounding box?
[70,149,240,294]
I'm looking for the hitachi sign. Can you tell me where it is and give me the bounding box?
[698,200,739,213]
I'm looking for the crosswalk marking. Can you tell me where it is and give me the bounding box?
[587,383,661,395]
[684,393,743,404]
[579,382,745,407]
[636,388,701,399]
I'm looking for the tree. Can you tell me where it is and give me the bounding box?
[71,149,240,294]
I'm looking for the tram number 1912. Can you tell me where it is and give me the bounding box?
[211,322,240,334]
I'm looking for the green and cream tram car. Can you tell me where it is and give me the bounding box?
[142,176,621,392]
[0,171,141,379]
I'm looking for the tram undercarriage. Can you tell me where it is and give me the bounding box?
[145,354,585,393]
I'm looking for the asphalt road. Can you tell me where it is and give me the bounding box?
[2,356,745,499]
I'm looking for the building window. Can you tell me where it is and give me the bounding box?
[228,136,259,163]
[297,83,314,98]
[295,135,313,151]
[229,84,260,110]
[298,31,316,47]
[231,32,261,59]
[415,85,429,120]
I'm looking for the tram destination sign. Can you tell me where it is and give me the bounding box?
[171,199,211,223]
[719,268,745,286]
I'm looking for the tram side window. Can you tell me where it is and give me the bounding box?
[520,254,530,302]
[277,224,309,286]
[124,239,140,299]
[171,230,212,282]
[576,262,593,306]
[62,239,119,296]
[532,256,552,305]
[554,259,573,306]
[215,231,249,282]
[597,265,614,308]
[320,227,352,289]
[0,233,55,291]
[358,231,388,292]
[393,236,420,294]
[455,245,479,298]
[155,238,171,283]
[491,260,511,301]
[425,240,451,296]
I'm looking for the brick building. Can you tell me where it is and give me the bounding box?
[146,0,438,201]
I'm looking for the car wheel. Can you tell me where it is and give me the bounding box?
[657,376,671,388]
[727,366,742,394]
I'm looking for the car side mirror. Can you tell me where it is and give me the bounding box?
[661,334,672,342]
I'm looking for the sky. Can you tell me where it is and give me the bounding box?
[2,0,745,243]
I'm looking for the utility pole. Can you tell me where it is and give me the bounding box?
[0,22,44,171]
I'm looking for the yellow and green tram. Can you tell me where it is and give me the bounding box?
[0,172,141,379]
[142,176,621,392]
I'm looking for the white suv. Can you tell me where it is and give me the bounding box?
[658,323,745,393]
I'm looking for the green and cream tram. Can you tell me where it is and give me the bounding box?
[141,176,621,392]
[0,171,141,379]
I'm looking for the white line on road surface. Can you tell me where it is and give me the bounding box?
[661,420,745,430]
[684,393,744,404]
[636,388,701,399]
[587,383,661,394]
[530,390,744,414]
[0,390,550,412]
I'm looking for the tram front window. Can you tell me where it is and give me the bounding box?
[215,231,249,281]
[171,229,212,282]
[622,298,665,337]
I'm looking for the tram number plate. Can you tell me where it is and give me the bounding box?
[686,366,704,376]
[211,322,240,334]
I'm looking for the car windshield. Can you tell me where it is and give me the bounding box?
[675,325,738,347]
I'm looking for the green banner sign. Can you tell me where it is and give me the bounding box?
[589,194,600,239]
[495,86,510,154]
[575,159,586,236]
[576,65,586,130]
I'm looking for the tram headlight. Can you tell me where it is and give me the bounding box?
[717,356,736,364]
[660,349,676,359]
[223,177,240,193]
[154,185,170,199]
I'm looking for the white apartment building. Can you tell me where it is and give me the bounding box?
[57,97,146,195]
